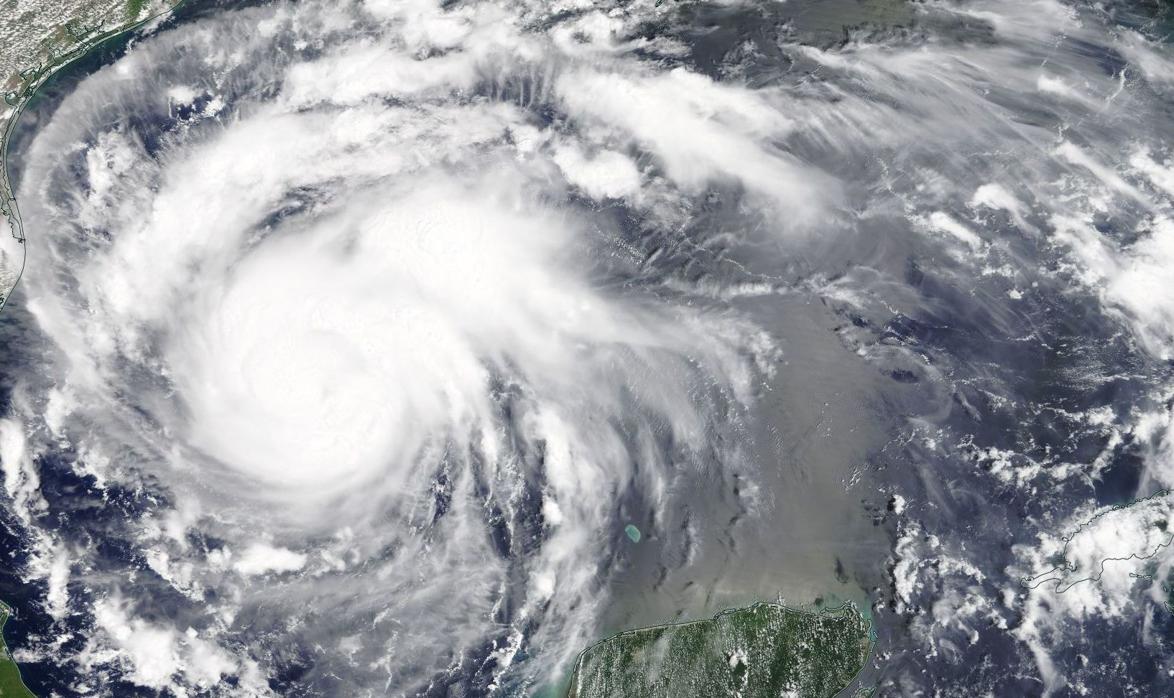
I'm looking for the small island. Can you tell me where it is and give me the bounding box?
[567,602,872,698]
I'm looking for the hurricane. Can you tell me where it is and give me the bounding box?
[1,0,1173,695]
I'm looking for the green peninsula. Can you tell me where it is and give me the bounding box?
[0,603,35,698]
[567,602,871,698]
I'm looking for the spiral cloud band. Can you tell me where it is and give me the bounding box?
[8,0,779,693]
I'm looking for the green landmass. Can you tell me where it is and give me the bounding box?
[0,604,35,698]
[567,602,871,698]
[126,0,148,21]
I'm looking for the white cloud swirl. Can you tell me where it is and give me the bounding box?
[9,0,780,692]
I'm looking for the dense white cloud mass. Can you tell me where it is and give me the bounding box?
[3,0,1174,695]
[6,0,786,693]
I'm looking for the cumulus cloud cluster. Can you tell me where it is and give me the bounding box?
[775,0,1174,692]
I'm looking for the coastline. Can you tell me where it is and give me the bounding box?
[0,4,188,695]
[0,601,35,698]
[565,600,876,698]
[0,0,185,313]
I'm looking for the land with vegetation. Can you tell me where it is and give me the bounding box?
[567,602,872,698]
[0,603,34,698]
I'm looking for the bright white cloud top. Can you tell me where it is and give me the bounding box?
[7,0,783,693]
